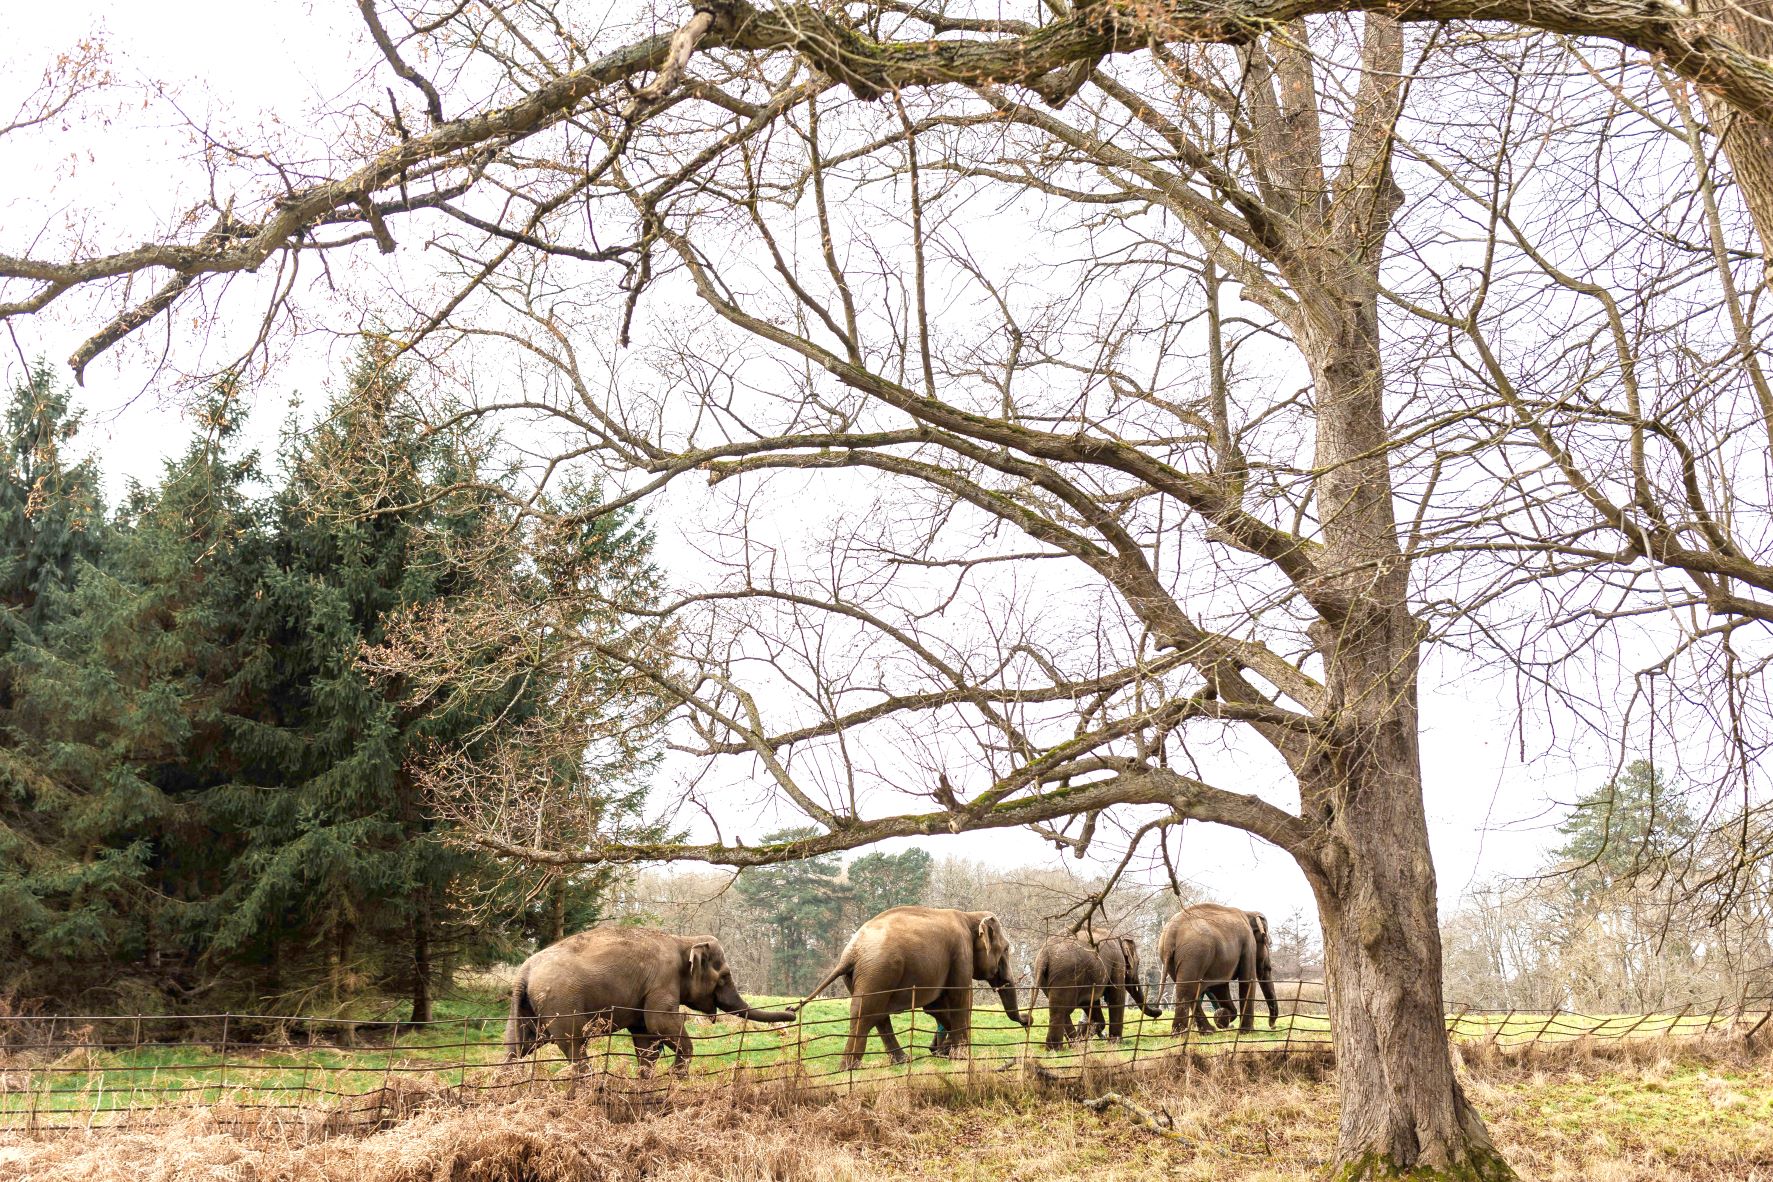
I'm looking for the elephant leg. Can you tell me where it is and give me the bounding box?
[1044,996,1067,1051]
[928,1009,952,1056]
[662,1022,694,1074]
[641,992,693,1074]
[1171,982,1194,1034]
[1236,973,1257,1032]
[840,1005,874,1070]
[876,1016,909,1065]
[1103,986,1126,1041]
[631,1029,664,1076]
[932,990,970,1058]
[1207,983,1237,1029]
[558,1028,585,1094]
[1087,996,1107,1040]
[1193,984,1218,1034]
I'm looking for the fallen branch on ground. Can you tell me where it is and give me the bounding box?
[1081,1091,1190,1142]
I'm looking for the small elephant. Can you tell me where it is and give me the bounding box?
[1158,903,1278,1034]
[796,906,1031,1068]
[505,926,793,1075]
[1087,934,1163,1040]
[1034,936,1107,1050]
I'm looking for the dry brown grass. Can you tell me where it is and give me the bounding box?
[1,1037,1768,1181]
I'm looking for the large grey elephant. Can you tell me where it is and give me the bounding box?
[794,906,1031,1068]
[1087,934,1163,1040]
[1033,936,1106,1050]
[1157,903,1278,1034]
[505,926,793,1074]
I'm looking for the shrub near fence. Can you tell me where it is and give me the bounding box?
[1,984,1767,1134]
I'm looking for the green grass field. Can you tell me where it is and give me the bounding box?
[0,984,1749,1128]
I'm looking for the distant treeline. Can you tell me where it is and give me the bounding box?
[0,346,659,1017]
[1442,761,1773,1012]
[611,841,1324,997]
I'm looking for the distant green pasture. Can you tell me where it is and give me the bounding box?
[0,987,1747,1128]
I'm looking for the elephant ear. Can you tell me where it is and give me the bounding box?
[974,914,1009,977]
[1247,912,1270,944]
[686,939,720,993]
[1120,936,1139,969]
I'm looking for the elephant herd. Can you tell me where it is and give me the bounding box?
[505,902,1278,1075]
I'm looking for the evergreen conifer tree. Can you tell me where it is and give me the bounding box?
[1,383,276,1004]
[0,364,114,998]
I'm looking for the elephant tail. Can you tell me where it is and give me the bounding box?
[505,966,540,1060]
[788,955,853,1017]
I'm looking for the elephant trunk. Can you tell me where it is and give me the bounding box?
[1260,973,1279,1028]
[731,1002,795,1024]
[714,978,795,1024]
[1127,980,1162,1019]
[994,981,1030,1027]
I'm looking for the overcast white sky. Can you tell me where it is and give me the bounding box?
[1,1,1627,929]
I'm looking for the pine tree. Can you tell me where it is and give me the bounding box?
[846,848,933,924]
[212,342,661,1017]
[201,345,470,1014]
[1,384,277,1005]
[1554,760,1696,892]
[737,827,847,993]
[0,364,111,1000]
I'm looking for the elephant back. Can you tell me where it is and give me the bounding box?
[1035,935,1107,991]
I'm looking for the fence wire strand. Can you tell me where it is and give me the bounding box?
[1,981,1765,1134]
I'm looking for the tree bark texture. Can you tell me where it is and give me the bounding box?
[1702,0,1773,281]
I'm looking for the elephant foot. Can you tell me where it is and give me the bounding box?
[1237,1023,1255,1034]
[889,1051,910,1066]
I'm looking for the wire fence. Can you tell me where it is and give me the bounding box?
[1,982,1766,1135]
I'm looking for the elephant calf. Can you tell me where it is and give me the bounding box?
[1034,936,1107,1050]
[506,926,793,1075]
[1087,934,1163,1040]
[795,905,1030,1069]
[1035,934,1163,1050]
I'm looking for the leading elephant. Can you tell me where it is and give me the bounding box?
[505,926,793,1074]
[1087,934,1164,1040]
[794,906,1031,1068]
[1157,903,1278,1034]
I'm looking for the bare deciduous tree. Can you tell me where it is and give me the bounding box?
[5,3,1773,1178]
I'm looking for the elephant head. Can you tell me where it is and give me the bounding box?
[1111,935,1164,1018]
[970,912,1031,1027]
[1245,911,1279,1027]
[682,938,795,1023]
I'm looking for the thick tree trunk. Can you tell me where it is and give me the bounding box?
[1301,629,1510,1178]
[1293,276,1515,1177]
